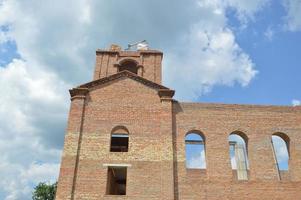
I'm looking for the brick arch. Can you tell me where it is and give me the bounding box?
[185,130,206,142]
[116,58,144,75]
[111,125,129,135]
[118,58,140,66]
[229,130,248,152]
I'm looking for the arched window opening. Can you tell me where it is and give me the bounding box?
[110,126,129,152]
[118,60,138,74]
[271,133,290,180]
[185,132,206,169]
[229,132,249,180]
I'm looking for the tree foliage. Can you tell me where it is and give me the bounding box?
[32,182,57,200]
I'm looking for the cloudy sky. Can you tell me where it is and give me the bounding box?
[0,0,300,199]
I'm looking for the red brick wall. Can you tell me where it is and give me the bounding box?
[56,78,174,200]
[56,96,86,200]
[93,50,162,84]
[56,49,301,200]
[174,102,301,199]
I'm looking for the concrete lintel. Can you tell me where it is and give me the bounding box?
[102,163,132,167]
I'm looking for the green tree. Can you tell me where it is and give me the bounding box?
[32,182,57,200]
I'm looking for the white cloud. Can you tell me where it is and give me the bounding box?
[0,59,67,199]
[264,26,274,41]
[21,163,60,184]
[282,0,301,31]
[162,0,259,100]
[0,30,10,43]
[164,27,257,100]
[0,158,59,200]
[0,26,12,61]
[226,0,270,23]
[292,99,301,106]
[0,0,267,198]
[186,150,206,169]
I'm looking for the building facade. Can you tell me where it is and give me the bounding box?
[56,45,301,200]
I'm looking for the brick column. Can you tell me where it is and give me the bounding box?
[249,134,279,181]
[206,131,233,181]
[158,89,175,199]
[289,107,301,181]
[56,88,88,200]
[290,131,301,181]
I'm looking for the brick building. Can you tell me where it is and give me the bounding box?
[56,45,301,200]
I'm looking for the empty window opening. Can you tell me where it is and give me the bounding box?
[185,132,206,169]
[271,133,290,180]
[118,60,138,74]
[110,126,129,152]
[229,132,249,180]
[106,167,127,195]
[110,134,129,152]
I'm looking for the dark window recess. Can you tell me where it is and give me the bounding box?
[110,134,129,152]
[106,167,127,195]
[118,61,138,74]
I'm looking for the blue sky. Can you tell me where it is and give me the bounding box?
[186,133,289,172]
[185,133,206,169]
[0,0,300,199]
[199,1,301,105]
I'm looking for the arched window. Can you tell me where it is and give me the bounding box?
[229,131,249,180]
[185,132,206,169]
[271,132,290,180]
[110,126,129,152]
[118,60,138,74]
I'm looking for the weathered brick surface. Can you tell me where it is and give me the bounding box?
[93,49,162,84]
[56,48,301,200]
[174,103,301,199]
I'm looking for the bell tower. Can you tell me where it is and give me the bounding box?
[93,44,163,84]
[55,43,176,200]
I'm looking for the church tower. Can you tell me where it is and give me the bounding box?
[56,43,301,200]
[55,44,175,200]
[93,44,163,84]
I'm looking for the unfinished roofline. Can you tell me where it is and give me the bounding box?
[177,101,301,109]
[77,70,169,90]
[96,49,163,55]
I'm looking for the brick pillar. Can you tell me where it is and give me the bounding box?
[158,89,175,199]
[289,106,301,181]
[249,134,279,181]
[56,88,88,200]
[290,132,301,181]
[206,131,233,181]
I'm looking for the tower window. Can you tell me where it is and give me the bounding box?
[110,126,129,152]
[118,60,138,74]
[106,166,127,195]
[110,134,129,152]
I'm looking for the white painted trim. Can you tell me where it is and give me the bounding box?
[103,163,132,167]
